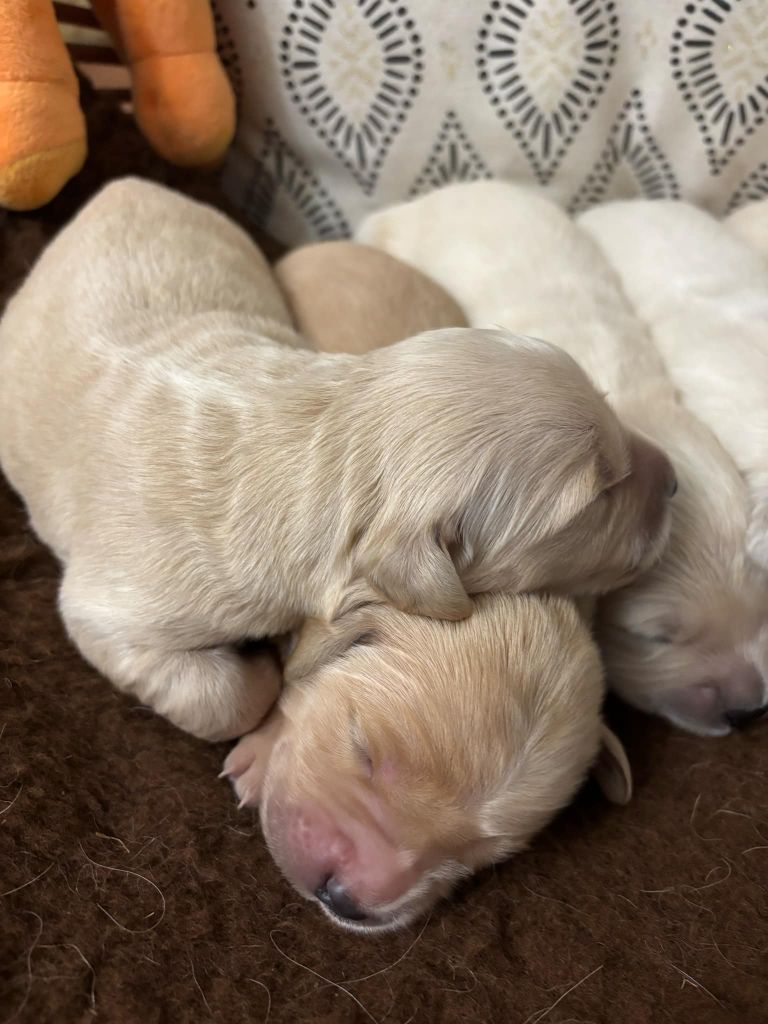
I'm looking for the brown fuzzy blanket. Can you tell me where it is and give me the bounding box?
[1,85,766,1024]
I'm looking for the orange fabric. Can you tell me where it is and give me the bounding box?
[0,1,85,209]
[0,0,234,210]
[0,81,84,165]
[131,52,235,165]
[96,0,215,61]
[0,0,78,88]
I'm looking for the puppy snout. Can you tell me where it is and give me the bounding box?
[315,877,367,921]
[665,468,678,498]
[724,704,768,730]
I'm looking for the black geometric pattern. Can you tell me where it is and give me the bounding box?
[728,161,768,211]
[240,122,350,240]
[409,111,491,197]
[671,0,768,175]
[569,89,680,213]
[477,0,619,184]
[279,0,424,194]
[211,0,244,103]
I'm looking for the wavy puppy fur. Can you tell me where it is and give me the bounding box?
[226,593,627,931]
[0,178,661,744]
[585,199,768,574]
[359,181,767,736]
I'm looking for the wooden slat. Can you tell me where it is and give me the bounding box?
[54,2,101,29]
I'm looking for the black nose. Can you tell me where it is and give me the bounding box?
[724,704,768,730]
[315,877,367,921]
[666,471,678,498]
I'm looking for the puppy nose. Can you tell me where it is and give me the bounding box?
[666,470,678,498]
[315,877,367,921]
[724,705,768,730]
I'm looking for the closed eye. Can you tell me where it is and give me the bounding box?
[350,717,374,778]
[616,625,673,645]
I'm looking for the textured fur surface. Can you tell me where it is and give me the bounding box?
[359,182,768,735]
[2,96,767,1020]
[0,179,670,744]
[274,240,468,352]
[584,199,768,573]
[0,176,652,927]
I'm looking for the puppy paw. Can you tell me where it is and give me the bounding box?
[221,710,284,808]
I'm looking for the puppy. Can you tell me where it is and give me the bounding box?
[581,200,768,572]
[358,181,768,736]
[224,593,631,931]
[0,178,673,743]
[274,240,467,352]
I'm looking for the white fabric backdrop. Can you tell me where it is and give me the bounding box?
[212,0,768,246]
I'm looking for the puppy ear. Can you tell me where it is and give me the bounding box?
[591,725,633,804]
[363,529,473,621]
[284,606,381,684]
[539,435,614,537]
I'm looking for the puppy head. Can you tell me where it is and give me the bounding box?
[252,594,630,931]
[343,329,674,619]
[596,422,768,736]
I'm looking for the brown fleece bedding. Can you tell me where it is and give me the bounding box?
[1,84,766,1024]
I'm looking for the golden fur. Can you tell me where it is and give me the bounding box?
[275,240,468,352]
[359,180,767,736]
[225,593,628,931]
[0,178,668,743]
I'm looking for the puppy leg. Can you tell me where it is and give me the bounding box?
[60,574,280,742]
[221,707,286,807]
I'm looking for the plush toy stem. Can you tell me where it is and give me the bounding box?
[91,0,236,167]
[0,0,87,211]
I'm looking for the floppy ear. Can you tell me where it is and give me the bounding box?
[537,433,614,538]
[591,725,633,804]
[361,528,473,621]
[284,606,382,684]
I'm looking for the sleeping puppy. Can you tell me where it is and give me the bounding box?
[581,200,768,573]
[358,181,768,736]
[0,178,675,744]
[274,240,467,352]
[224,593,631,931]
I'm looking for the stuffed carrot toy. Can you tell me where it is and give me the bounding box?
[0,0,235,211]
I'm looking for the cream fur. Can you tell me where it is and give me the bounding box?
[0,177,655,744]
[583,199,768,572]
[225,593,618,931]
[359,181,768,735]
[274,240,467,352]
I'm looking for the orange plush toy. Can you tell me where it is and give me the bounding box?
[0,0,236,211]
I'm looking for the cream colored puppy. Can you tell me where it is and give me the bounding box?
[225,593,630,931]
[582,200,768,572]
[359,181,768,735]
[274,240,467,352]
[0,179,636,930]
[0,177,671,746]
